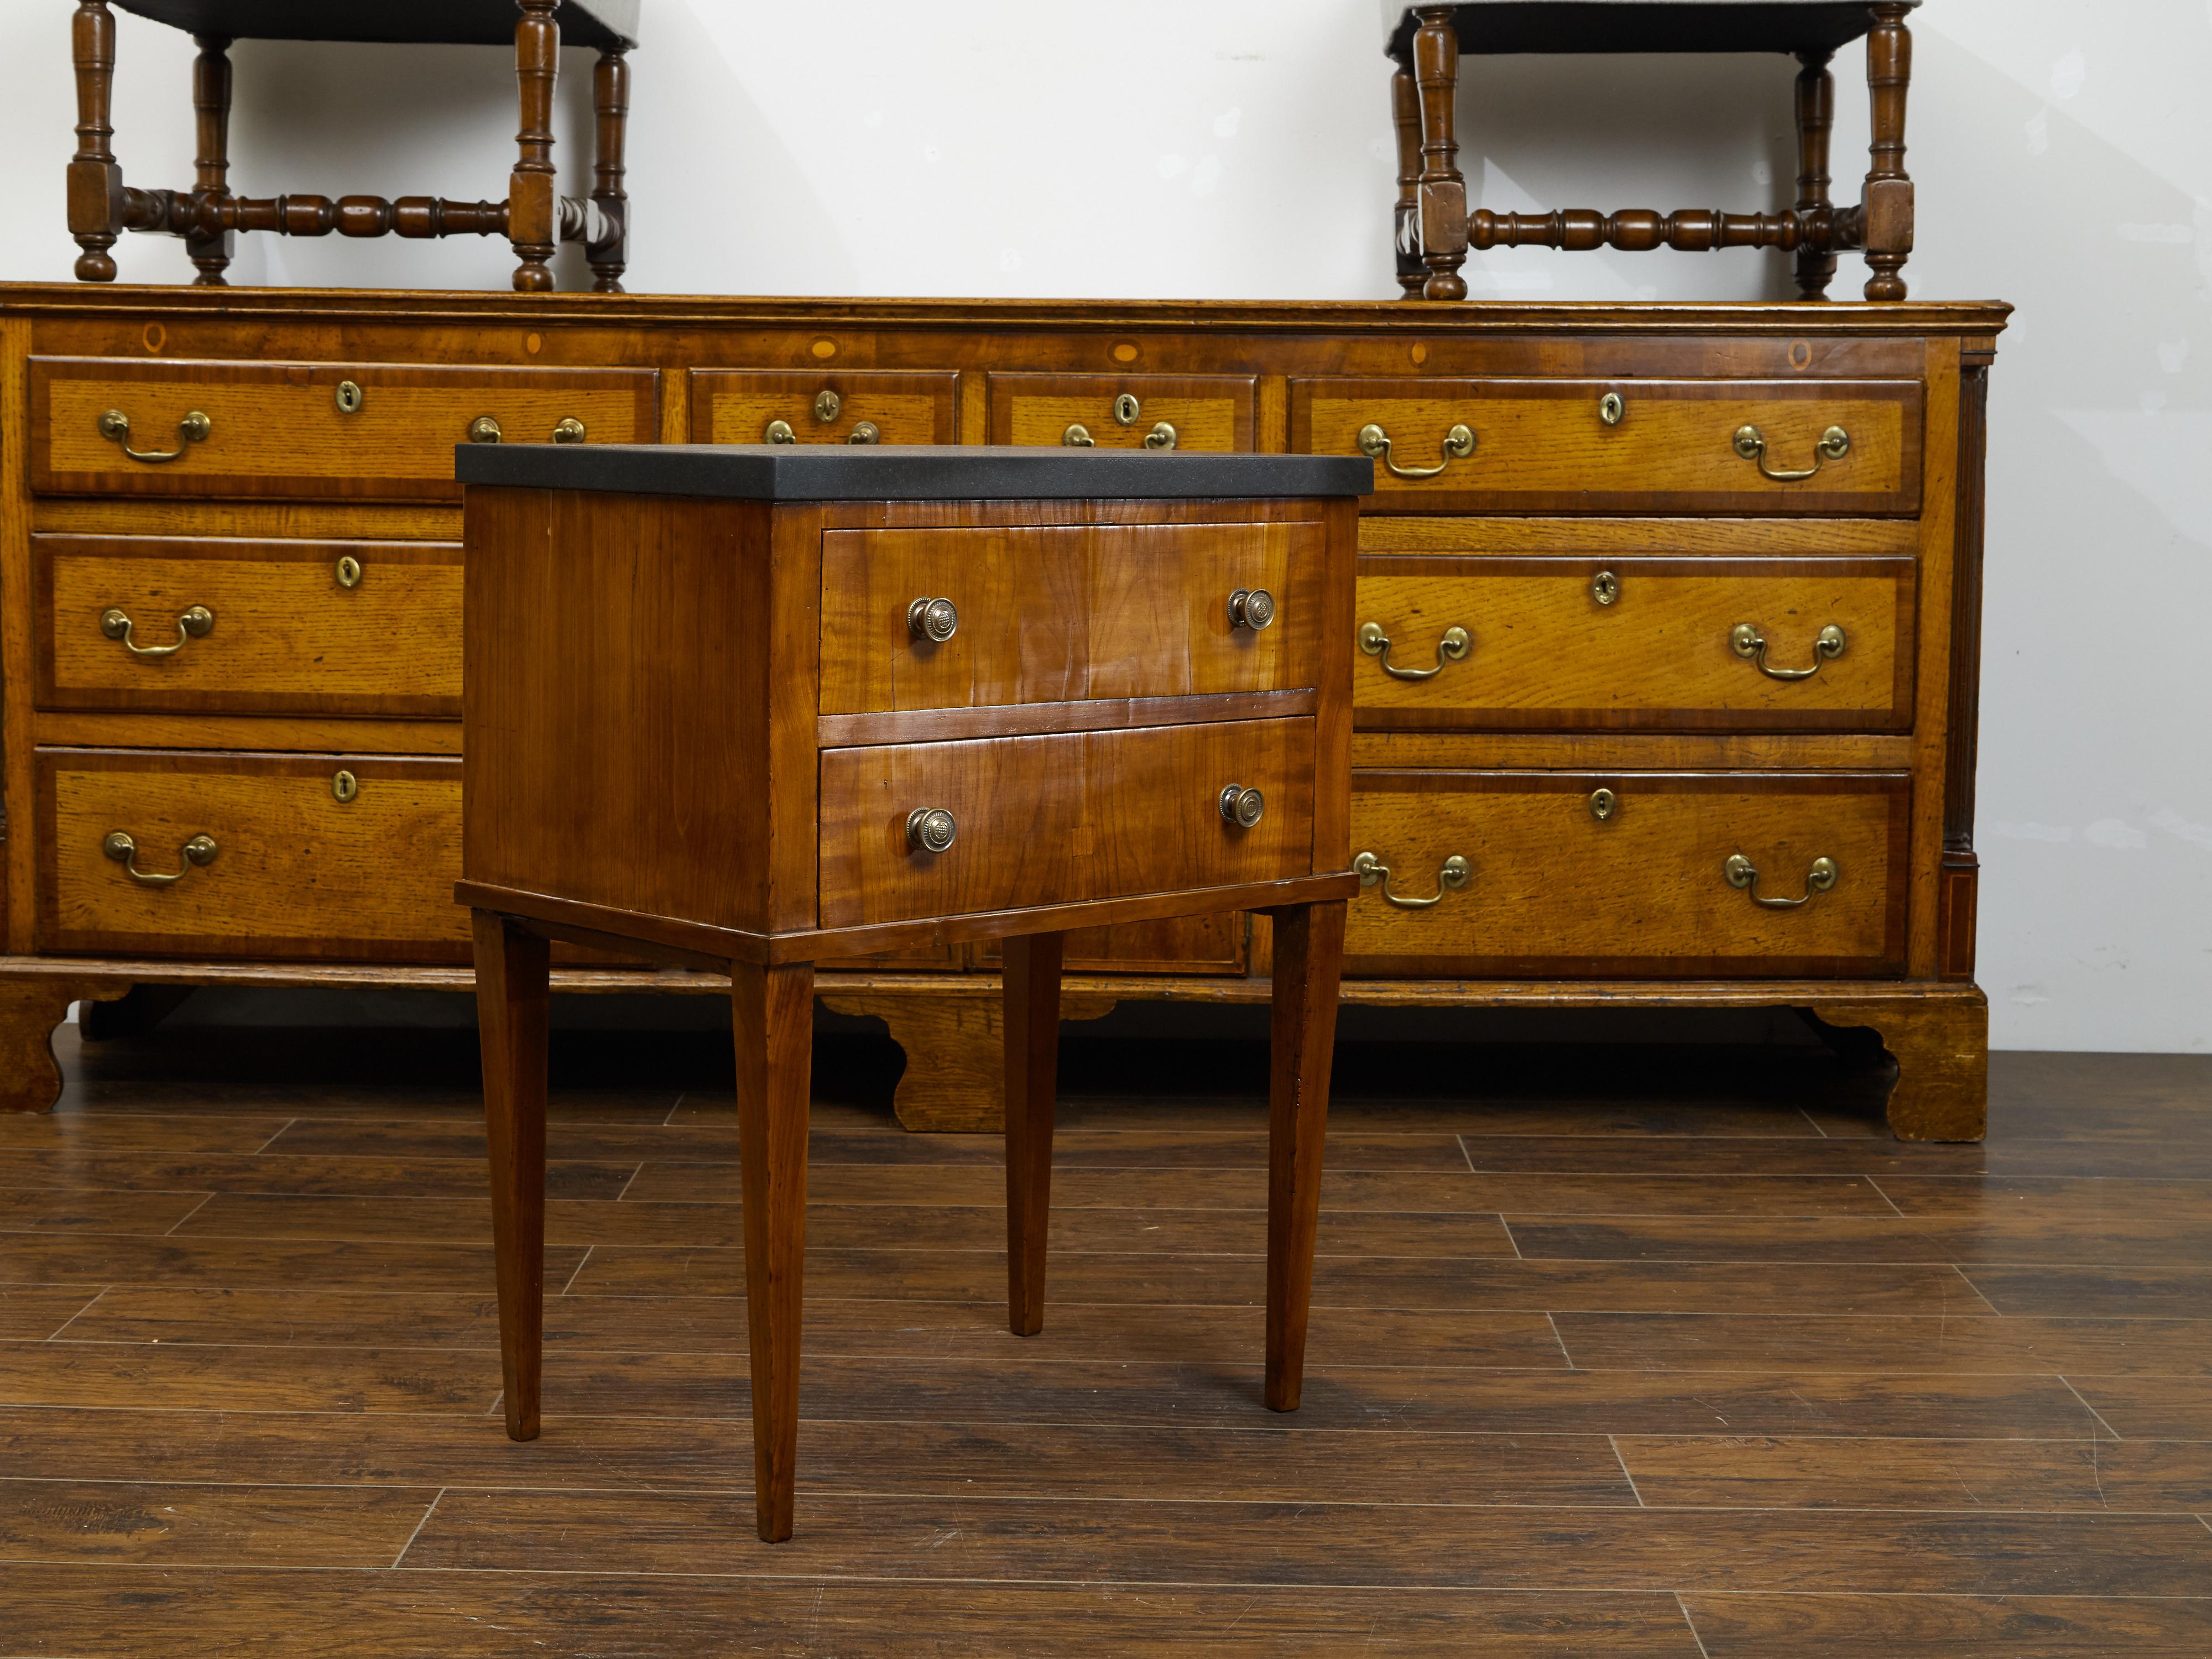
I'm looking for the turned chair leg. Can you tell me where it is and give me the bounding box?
[732,959,815,1543]
[508,0,560,293]
[1002,931,1065,1338]
[1861,2,1914,301]
[1389,59,1425,299]
[1410,6,1468,301]
[1793,50,1837,299]
[473,910,551,1442]
[588,48,629,293]
[187,33,233,285]
[68,0,121,281]
[1263,899,1345,1411]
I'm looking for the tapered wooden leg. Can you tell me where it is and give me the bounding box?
[733,958,815,1542]
[1002,930,1064,1337]
[1263,900,1345,1412]
[473,910,550,1442]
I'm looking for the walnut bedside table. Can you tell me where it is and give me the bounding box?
[452,444,1370,1540]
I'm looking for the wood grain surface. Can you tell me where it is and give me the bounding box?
[690,368,958,446]
[0,1030,2198,1654]
[986,373,1257,451]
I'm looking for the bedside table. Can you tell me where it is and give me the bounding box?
[453,444,1369,1540]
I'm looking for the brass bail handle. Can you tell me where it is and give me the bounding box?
[97,408,211,464]
[1358,421,1474,481]
[1731,622,1846,681]
[1354,849,1471,909]
[103,830,219,886]
[101,604,213,658]
[1733,423,1850,483]
[1359,620,1470,681]
[1725,853,1839,909]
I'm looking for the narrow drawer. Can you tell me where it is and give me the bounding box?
[818,521,1323,715]
[1291,378,1923,514]
[35,535,460,717]
[30,357,660,499]
[36,748,466,960]
[689,369,958,446]
[817,718,1314,928]
[1345,770,1908,977]
[987,374,1256,451]
[1354,555,1916,732]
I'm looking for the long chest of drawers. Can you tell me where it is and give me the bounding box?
[0,285,2006,1139]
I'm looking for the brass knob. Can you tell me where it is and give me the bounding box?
[1227,588,1276,631]
[1589,787,1618,822]
[848,420,881,445]
[1113,393,1141,426]
[335,380,364,415]
[102,830,218,886]
[335,556,363,589]
[1590,570,1620,607]
[906,807,957,854]
[1218,785,1265,828]
[1599,392,1625,426]
[1062,423,1095,447]
[907,597,958,643]
[467,415,502,444]
[552,416,586,444]
[813,389,842,423]
[101,603,213,657]
[1143,421,1178,450]
[332,770,358,804]
[764,419,796,444]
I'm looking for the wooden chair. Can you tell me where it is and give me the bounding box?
[1386,1,1920,301]
[67,0,640,292]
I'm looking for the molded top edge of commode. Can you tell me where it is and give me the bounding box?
[453,444,1376,503]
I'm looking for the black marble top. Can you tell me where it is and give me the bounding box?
[1384,2,1917,59]
[455,445,1374,502]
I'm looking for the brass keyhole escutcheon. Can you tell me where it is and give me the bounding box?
[467,415,503,444]
[1113,393,1141,426]
[1591,570,1620,607]
[1589,787,1618,822]
[331,770,359,804]
[764,419,796,444]
[1599,392,1625,426]
[552,417,586,444]
[813,389,841,423]
[1062,423,1096,447]
[335,556,363,589]
[335,380,364,415]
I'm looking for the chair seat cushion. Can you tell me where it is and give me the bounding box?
[1384,1,1916,59]
[113,0,640,51]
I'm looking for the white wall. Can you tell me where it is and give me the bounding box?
[1,0,2205,1052]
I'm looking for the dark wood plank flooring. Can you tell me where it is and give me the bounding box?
[3,1023,2209,1656]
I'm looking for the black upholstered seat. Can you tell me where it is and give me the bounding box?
[1383,1,1917,59]
[109,0,640,51]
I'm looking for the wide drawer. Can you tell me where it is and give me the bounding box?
[36,748,467,960]
[1354,555,1915,731]
[1345,770,1909,977]
[35,535,461,717]
[987,374,1256,451]
[817,718,1314,928]
[818,521,1324,714]
[30,358,660,499]
[1292,378,1923,514]
[689,369,958,446]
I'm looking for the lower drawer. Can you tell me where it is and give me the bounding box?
[1345,770,1909,977]
[36,748,467,961]
[817,718,1314,929]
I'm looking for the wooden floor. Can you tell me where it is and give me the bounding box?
[2,1019,2209,1656]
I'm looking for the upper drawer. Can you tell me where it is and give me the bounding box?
[1291,378,1923,515]
[817,718,1314,928]
[689,369,958,446]
[987,374,1256,452]
[1354,554,1916,733]
[34,535,460,718]
[30,358,661,500]
[818,521,1324,716]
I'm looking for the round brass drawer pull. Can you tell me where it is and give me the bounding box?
[1113,393,1141,425]
[1734,422,1850,483]
[1731,621,1846,681]
[764,419,796,444]
[101,603,213,658]
[848,421,881,445]
[552,416,587,444]
[1354,849,1471,909]
[336,556,363,589]
[1599,392,1625,426]
[1357,421,1474,481]
[1589,787,1618,822]
[813,389,842,423]
[1062,423,1096,447]
[1142,421,1178,450]
[907,597,958,644]
[1219,785,1265,828]
[1725,853,1839,909]
[103,830,218,886]
[1227,588,1276,632]
[335,380,364,415]
[905,807,957,854]
[1591,570,1620,607]
[467,415,503,444]
[97,407,211,463]
[332,770,359,804]
[1359,620,1470,681]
